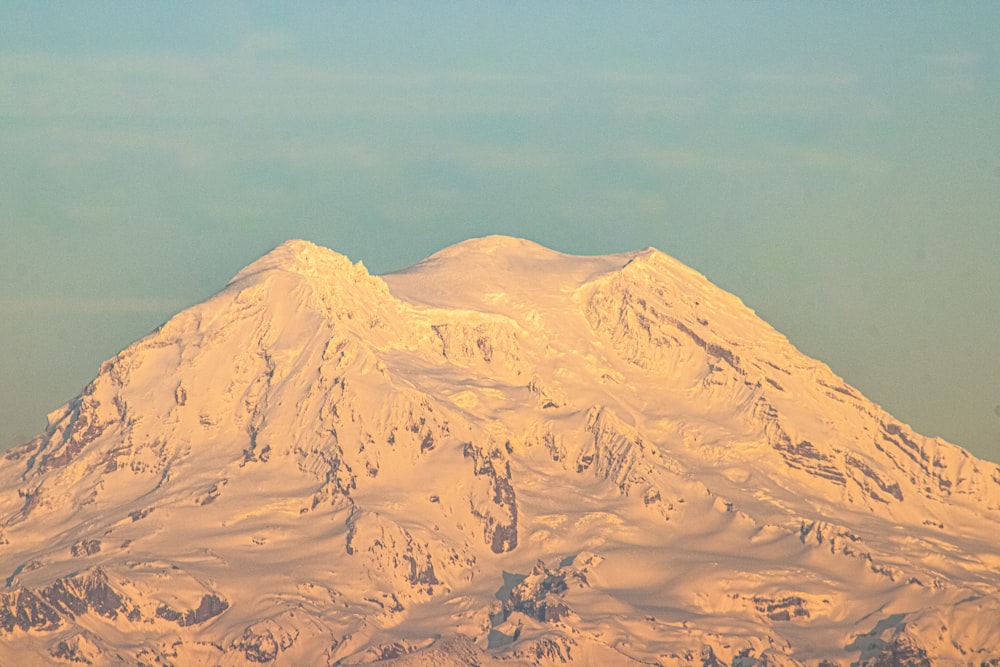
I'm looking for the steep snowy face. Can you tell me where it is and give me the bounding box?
[1,235,999,666]
[392,238,1000,524]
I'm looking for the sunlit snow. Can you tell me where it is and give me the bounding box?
[1,236,998,665]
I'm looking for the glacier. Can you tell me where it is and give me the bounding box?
[0,235,998,665]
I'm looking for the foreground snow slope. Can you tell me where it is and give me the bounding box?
[1,236,999,666]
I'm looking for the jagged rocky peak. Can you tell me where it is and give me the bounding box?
[223,238,400,319]
[208,238,404,343]
[230,238,362,283]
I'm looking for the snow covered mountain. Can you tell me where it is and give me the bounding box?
[2,235,999,666]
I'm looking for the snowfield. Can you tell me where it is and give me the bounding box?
[1,236,998,665]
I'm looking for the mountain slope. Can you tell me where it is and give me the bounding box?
[1,236,998,666]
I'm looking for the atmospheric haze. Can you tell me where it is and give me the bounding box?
[2,3,1000,463]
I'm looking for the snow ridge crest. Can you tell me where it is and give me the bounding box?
[229,239,369,287]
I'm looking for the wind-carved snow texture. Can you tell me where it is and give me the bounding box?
[1,235,1000,665]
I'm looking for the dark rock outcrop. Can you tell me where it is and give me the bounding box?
[0,568,131,634]
[155,594,229,627]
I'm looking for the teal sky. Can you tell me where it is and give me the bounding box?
[2,3,999,461]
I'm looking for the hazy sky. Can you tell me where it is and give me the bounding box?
[2,3,999,462]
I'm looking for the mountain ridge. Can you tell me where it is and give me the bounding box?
[1,236,998,665]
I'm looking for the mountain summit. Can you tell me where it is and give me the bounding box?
[2,236,998,665]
